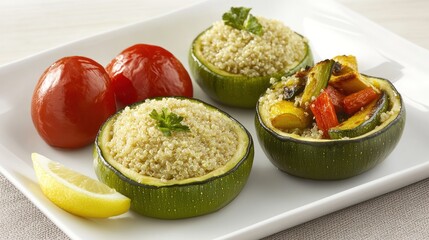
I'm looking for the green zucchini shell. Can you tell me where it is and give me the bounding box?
[255,76,405,180]
[189,29,313,108]
[94,97,254,219]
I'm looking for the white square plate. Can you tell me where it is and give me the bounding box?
[1,0,429,239]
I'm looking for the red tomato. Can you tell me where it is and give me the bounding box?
[106,44,193,107]
[31,56,117,148]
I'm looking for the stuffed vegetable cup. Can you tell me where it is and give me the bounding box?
[255,55,405,180]
[94,97,254,219]
[189,7,313,108]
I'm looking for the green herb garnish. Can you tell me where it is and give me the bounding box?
[149,108,190,136]
[222,7,263,36]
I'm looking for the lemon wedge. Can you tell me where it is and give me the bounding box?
[31,152,130,218]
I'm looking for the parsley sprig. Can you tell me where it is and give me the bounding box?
[149,108,190,136]
[222,7,263,36]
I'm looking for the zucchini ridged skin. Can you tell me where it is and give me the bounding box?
[255,77,405,180]
[94,145,253,219]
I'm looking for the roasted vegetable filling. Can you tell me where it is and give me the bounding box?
[260,55,397,139]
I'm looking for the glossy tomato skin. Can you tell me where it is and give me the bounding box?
[31,56,117,148]
[106,44,193,107]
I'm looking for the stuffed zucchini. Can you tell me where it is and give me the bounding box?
[255,55,405,179]
[94,97,254,219]
[189,7,313,108]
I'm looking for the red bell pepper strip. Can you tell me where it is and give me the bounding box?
[343,87,379,115]
[325,85,345,113]
[310,91,339,139]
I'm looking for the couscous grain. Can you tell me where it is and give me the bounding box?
[199,17,306,77]
[105,98,240,182]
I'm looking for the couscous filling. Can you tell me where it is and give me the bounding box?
[105,98,240,182]
[198,17,307,77]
